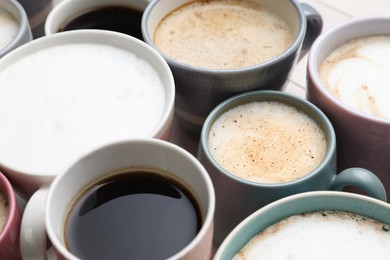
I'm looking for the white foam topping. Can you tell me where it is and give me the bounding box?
[319,35,390,119]
[0,9,19,50]
[234,211,390,260]
[0,43,166,174]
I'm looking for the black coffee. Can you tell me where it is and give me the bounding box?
[65,169,202,260]
[59,6,143,40]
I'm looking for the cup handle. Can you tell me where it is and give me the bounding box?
[20,188,49,260]
[298,3,323,60]
[330,167,387,201]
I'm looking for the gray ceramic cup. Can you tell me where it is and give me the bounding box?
[307,15,390,201]
[142,0,323,133]
[214,191,390,259]
[0,0,32,58]
[197,90,387,245]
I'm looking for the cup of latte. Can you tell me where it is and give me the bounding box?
[215,191,390,259]
[45,0,149,40]
[0,30,175,198]
[142,0,323,133]
[21,139,215,260]
[0,171,21,260]
[307,15,390,200]
[0,0,32,58]
[197,90,387,245]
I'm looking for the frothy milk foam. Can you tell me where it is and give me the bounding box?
[154,0,293,69]
[0,43,166,174]
[319,35,390,119]
[208,101,327,183]
[0,9,18,50]
[234,211,390,259]
[0,191,7,232]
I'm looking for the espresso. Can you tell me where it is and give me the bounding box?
[59,6,143,40]
[0,191,7,232]
[153,0,293,69]
[0,9,18,50]
[234,210,390,259]
[208,101,327,183]
[0,43,166,174]
[319,35,390,119]
[65,169,202,259]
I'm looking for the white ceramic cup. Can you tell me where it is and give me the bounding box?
[0,30,175,199]
[21,139,215,260]
[0,0,32,58]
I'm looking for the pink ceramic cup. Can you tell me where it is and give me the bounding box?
[0,171,21,260]
[307,15,390,199]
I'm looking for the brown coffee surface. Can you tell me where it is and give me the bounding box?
[154,0,293,69]
[208,101,327,183]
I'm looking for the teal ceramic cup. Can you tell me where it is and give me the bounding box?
[197,90,387,245]
[214,191,390,259]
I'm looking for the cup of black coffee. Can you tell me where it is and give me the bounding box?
[20,139,215,259]
[45,0,149,40]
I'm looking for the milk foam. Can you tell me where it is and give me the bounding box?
[208,101,327,183]
[0,9,18,50]
[0,43,166,174]
[0,191,7,232]
[234,211,390,260]
[319,35,390,119]
[154,0,293,69]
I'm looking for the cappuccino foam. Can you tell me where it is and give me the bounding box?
[0,191,7,232]
[234,211,390,260]
[0,43,166,174]
[208,101,327,183]
[154,0,293,69]
[319,35,390,119]
[0,9,18,50]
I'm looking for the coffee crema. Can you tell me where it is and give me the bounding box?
[0,191,7,232]
[65,169,202,260]
[0,9,18,50]
[153,0,293,69]
[234,210,390,259]
[59,6,143,40]
[208,101,327,183]
[319,35,390,119]
[0,43,166,174]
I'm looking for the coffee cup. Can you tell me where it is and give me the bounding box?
[307,16,390,200]
[45,0,150,40]
[0,171,21,260]
[197,90,387,245]
[21,139,215,259]
[0,0,32,58]
[0,30,175,198]
[215,191,390,259]
[142,0,323,133]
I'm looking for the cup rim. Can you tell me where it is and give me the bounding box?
[200,90,336,187]
[214,190,390,259]
[0,171,17,242]
[45,138,215,260]
[307,15,390,125]
[0,0,31,57]
[141,0,307,74]
[0,29,175,179]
